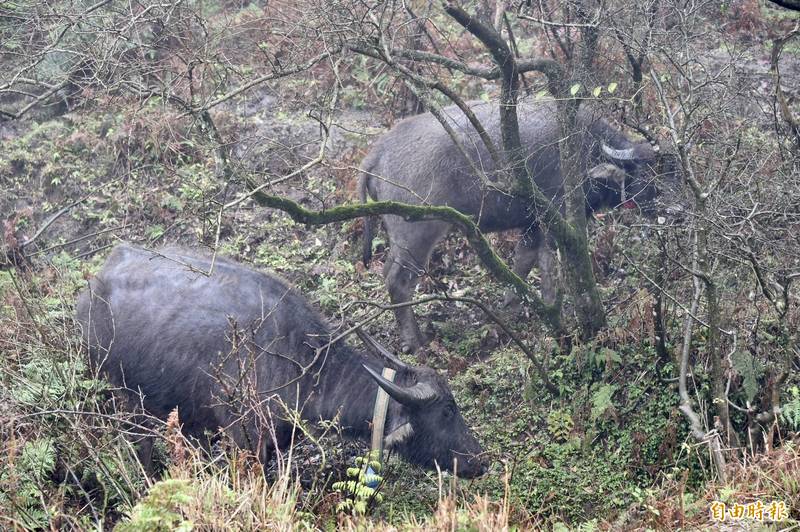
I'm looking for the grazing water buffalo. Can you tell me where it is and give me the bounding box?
[360,99,669,351]
[77,244,486,477]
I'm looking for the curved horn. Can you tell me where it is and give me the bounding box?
[356,328,409,370]
[602,143,637,161]
[363,365,437,407]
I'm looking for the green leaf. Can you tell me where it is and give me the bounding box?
[607,82,618,94]
[570,83,581,96]
[590,383,618,422]
[781,386,800,430]
[21,438,57,482]
[363,474,382,486]
[731,350,764,403]
[146,224,165,240]
[592,86,602,98]
[547,410,574,441]
[719,487,736,502]
[601,347,622,368]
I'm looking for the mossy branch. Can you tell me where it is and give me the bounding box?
[242,182,562,334]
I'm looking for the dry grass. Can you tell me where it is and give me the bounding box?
[615,442,800,531]
[119,455,309,531]
[118,439,528,531]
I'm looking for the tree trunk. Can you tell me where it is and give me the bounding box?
[445,2,607,340]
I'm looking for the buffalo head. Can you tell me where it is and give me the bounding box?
[585,140,682,218]
[359,332,486,478]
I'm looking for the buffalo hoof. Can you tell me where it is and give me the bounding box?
[502,289,521,309]
[396,317,428,354]
[401,339,422,354]
[400,330,428,354]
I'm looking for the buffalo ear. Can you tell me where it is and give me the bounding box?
[588,163,628,203]
[363,365,437,407]
[588,163,626,184]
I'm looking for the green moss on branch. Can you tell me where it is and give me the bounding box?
[245,186,562,333]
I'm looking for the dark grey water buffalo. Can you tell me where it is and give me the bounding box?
[77,244,486,477]
[360,99,668,351]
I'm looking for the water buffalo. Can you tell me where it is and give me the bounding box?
[360,98,668,351]
[77,244,486,477]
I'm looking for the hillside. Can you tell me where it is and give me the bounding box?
[1,1,799,530]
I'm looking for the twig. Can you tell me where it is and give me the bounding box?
[25,224,133,257]
[338,294,559,397]
[20,178,121,251]
[222,61,342,212]
[75,243,116,260]
[620,250,714,330]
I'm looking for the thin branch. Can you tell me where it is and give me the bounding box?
[191,49,340,113]
[770,23,800,150]
[26,224,133,257]
[339,293,559,396]
[19,178,121,252]
[677,239,727,482]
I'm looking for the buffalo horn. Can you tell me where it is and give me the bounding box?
[356,328,409,370]
[363,364,437,407]
[602,143,637,161]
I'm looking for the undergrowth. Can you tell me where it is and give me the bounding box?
[1,212,798,529]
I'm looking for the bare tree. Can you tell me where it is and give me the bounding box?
[607,0,800,471]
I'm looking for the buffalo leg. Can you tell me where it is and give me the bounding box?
[538,240,557,304]
[382,216,449,352]
[503,229,558,306]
